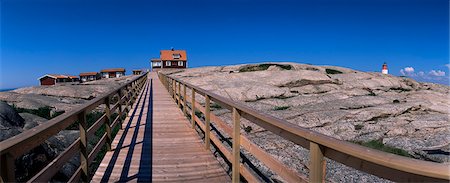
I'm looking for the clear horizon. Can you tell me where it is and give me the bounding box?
[1,0,449,89]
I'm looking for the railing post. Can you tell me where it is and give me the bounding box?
[310,142,325,183]
[118,89,124,129]
[132,81,137,102]
[177,81,181,108]
[191,88,196,128]
[204,95,211,149]
[172,79,176,99]
[183,84,187,115]
[78,110,89,182]
[0,153,15,182]
[232,107,241,183]
[105,96,112,151]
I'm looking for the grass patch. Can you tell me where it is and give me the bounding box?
[66,111,105,130]
[273,106,290,111]
[195,110,203,118]
[354,124,364,130]
[211,103,222,109]
[325,68,343,74]
[11,104,64,119]
[354,139,411,157]
[239,64,292,72]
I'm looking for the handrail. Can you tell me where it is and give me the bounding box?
[0,73,148,182]
[159,72,450,182]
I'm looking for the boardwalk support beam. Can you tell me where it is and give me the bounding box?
[105,96,112,151]
[310,142,325,183]
[78,110,89,182]
[232,107,241,183]
[191,89,196,128]
[0,153,15,182]
[205,95,211,149]
[183,84,187,115]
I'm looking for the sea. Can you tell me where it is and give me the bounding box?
[0,88,16,92]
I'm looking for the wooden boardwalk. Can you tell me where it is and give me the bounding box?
[92,72,230,182]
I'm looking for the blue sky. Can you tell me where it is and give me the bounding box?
[1,0,449,88]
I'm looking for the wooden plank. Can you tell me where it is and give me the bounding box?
[183,84,187,115]
[191,88,196,129]
[105,96,112,151]
[78,110,89,182]
[310,142,325,183]
[192,113,260,183]
[151,73,230,183]
[204,95,211,150]
[0,153,15,182]
[189,98,307,182]
[68,167,81,183]
[232,107,241,183]
[92,73,229,182]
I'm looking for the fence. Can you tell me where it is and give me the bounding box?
[0,73,148,182]
[159,72,449,183]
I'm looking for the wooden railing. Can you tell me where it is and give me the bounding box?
[0,73,148,183]
[158,72,449,183]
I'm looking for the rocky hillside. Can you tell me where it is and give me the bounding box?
[0,75,138,113]
[164,63,449,182]
[0,75,138,181]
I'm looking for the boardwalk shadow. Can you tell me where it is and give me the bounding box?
[99,79,153,182]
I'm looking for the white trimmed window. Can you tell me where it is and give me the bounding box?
[173,54,181,59]
[152,61,161,67]
[166,61,171,66]
[178,61,183,66]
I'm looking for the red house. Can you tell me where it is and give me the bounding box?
[151,48,187,70]
[38,74,79,86]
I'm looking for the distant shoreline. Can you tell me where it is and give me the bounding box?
[0,88,16,92]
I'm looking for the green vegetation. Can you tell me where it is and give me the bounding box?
[239,64,292,72]
[325,68,343,74]
[89,114,121,176]
[390,87,411,92]
[195,110,203,118]
[11,104,64,119]
[354,140,411,157]
[66,111,105,130]
[211,103,222,109]
[273,106,290,111]
[354,124,364,130]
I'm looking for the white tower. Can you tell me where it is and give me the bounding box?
[382,62,388,74]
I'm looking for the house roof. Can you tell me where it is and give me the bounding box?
[160,50,187,61]
[79,72,98,76]
[37,74,70,80]
[133,69,142,72]
[68,76,79,79]
[101,68,125,72]
[150,58,161,62]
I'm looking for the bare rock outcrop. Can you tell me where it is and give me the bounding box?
[165,62,450,182]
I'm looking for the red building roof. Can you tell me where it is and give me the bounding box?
[79,72,98,76]
[160,50,187,61]
[101,68,125,72]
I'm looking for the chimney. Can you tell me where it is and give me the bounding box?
[382,62,388,74]
[171,47,174,51]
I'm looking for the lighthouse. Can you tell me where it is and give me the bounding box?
[382,62,388,74]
